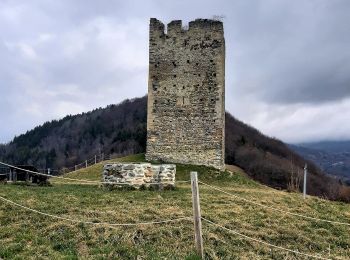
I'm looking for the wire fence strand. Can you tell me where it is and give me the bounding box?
[0,195,191,227]
[0,162,189,186]
[199,180,350,226]
[201,217,331,260]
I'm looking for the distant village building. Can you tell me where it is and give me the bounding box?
[146,18,225,170]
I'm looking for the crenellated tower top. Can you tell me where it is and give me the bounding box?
[150,18,223,36]
[146,18,225,170]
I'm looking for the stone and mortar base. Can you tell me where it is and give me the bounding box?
[102,163,176,190]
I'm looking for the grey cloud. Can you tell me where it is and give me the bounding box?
[227,0,350,104]
[1,0,350,143]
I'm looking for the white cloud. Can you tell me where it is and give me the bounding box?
[17,42,39,61]
[38,33,55,43]
[231,97,350,143]
[0,3,25,24]
[53,101,87,118]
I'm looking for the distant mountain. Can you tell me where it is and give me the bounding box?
[290,141,350,185]
[0,96,348,201]
[299,141,350,153]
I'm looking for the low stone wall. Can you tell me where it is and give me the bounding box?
[102,163,176,189]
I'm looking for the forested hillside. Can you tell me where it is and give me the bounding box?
[0,97,148,170]
[0,96,348,201]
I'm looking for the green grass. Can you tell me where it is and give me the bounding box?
[0,154,349,259]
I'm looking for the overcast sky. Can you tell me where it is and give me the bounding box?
[0,0,350,144]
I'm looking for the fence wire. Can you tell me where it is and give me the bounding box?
[0,195,191,227]
[0,162,190,186]
[199,180,350,226]
[201,217,331,260]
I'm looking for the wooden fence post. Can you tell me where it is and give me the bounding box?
[13,170,17,182]
[191,171,204,259]
[85,160,88,168]
[95,155,97,164]
[25,171,29,183]
[303,164,308,199]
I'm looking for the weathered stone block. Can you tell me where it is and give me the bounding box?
[102,163,176,189]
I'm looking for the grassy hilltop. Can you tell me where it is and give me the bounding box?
[0,154,349,259]
[2,96,348,201]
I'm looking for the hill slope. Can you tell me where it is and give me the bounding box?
[0,96,348,201]
[0,155,349,259]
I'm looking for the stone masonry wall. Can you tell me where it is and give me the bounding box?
[102,163,175,189]
[146,18,225,170]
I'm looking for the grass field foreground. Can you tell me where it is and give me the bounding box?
[0,154,349,259]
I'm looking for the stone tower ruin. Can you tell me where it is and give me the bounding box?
[146,18,225,170]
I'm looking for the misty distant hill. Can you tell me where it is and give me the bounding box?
[299,141,350,153]
[0,96,347,200]
[290,141,350,185]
